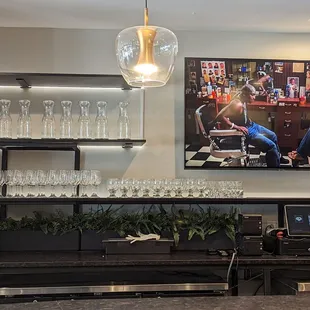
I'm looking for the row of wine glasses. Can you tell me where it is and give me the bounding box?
[0,170,102,198]
[107,179,243,198]
[0,99,131,139]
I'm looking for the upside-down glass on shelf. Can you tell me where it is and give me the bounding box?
[60,101,73,139]
[117,102,131,139]
[78,101,92,139]
[95,101,109,139]
[17,100,32,138]
[0,99,12,138]
[42,100,56,139]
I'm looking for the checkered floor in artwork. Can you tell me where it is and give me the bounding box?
[185,144,297,168]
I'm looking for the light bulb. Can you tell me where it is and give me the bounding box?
[134,63,158,75]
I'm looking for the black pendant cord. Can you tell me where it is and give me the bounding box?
[145,0,148,9]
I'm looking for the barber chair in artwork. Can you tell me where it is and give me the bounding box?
[195,104,249,167]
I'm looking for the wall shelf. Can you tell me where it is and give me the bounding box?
[0,73,133,89]
[0,139,146,150]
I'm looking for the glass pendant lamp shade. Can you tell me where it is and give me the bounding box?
[116,1,178,88]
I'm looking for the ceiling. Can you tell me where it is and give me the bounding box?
[0,0,310,33]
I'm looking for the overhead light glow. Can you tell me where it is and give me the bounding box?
[134,63,158,75]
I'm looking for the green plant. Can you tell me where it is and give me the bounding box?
[77,205,121,234]
[113,206,164,237]
[0,206,237,244]
[169,205,237,245]
[0,210,80,236]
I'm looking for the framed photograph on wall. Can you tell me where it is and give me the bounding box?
[184,57,310,170]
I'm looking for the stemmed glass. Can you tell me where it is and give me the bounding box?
[14,170,24,197]
[197,179,206,198]
[141,179,151,197]
[58,170,68,198]
[163,179,172,198]
[80,170,91,197]
[153,179,163,198]
[131,179,140,198]
[228,181,243,198]
[47,170,58,197]
[69,170,81,198]
[37,170,47,197]
[4,170,13,197]
[107,179,118,198]
[0,171,4,197]
[24,170,35,198]
[119,179,129,198]
[173,179,183,198]
[185,179,195,198]
[90,170,102,197]
[207,181,218,198]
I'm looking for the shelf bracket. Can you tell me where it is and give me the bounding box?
[16,78,31,89]
[122,142,133,149]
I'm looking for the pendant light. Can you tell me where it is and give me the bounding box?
[116,0,178,88]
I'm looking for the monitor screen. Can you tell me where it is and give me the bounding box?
[184,57,310,170]
[285,205,310,236]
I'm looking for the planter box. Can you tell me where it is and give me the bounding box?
[0,231,79,251]
[175,229,235,251]
[81,230,120,251]
[103,239,174,255]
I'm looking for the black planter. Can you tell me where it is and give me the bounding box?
[81,230,120,251]
[103,239,174,255]
[0,231,79,251]
[175,229,235,251]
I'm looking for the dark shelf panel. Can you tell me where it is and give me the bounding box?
[0,139,146,150]
[0,197,309,205]
[0,73,133,89]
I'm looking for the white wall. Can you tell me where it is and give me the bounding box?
[0,28,309,202]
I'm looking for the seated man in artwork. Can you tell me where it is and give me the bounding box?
[288,129,310,167]
[211,83,288,168]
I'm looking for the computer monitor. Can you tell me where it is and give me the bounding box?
[285,205,310,237]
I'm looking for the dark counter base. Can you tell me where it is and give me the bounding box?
[0,251,310,268]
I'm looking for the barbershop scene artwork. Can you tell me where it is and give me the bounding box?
[185,58,310,169]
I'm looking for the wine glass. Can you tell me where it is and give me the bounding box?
[47,170,58,197]
[141,179,151,197]
[24,170,35,198]
[58,170,68,198]
[119,179,129,198]
[107,178,118,198]
[131,179,141,198]
[13,170,24,197]
[80,170,91,197]
[163,179,172,198]
[37,170,47,197]
[90,170,102,197]
[69,170,81,198]
[173,179,183,198]
[185,179,195,198]
[153,179,163,198]
[4,170,15,198]
[197,179,206,198]
[0,171,4,197]
[207,181,218,198]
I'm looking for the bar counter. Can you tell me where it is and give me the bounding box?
[0,296,308,310]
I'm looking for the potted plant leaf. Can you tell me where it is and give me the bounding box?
[169,206,236,251]
[0,211,79,251]
[79,205,121,251]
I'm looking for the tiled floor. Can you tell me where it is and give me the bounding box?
[185,144,302,168]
